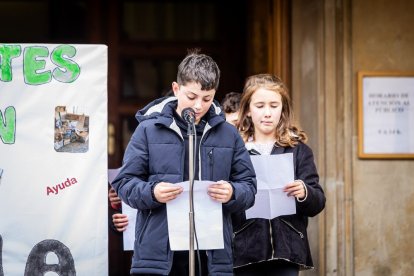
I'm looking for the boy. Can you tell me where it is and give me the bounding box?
[221,92,241,126]
[111,50,256,276]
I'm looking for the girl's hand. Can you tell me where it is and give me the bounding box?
[284,180,306,200]
[208,180,233,203]
[109,187,122,210]
[112,213,129,232]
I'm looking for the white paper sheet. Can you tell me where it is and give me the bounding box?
[108,168,120,184]
[108,168,135,251]
[166,180,224,250]
[122,202,137,251]
[245,154,296,219]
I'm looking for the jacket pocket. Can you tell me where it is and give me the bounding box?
[137,210,152,244]
[280,218,304,238]
[204,146,232,181]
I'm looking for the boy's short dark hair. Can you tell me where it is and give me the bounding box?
[177,49,220,91]
[221,92,241,114]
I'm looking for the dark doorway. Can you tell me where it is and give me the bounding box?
[0,1,247,275]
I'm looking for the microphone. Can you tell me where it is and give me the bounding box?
[181,107,195,124]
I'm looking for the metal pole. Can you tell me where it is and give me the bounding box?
[188,130,195,276]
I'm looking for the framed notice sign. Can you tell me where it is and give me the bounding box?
[358,71,414,159]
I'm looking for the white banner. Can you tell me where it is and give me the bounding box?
[0,44,108,276]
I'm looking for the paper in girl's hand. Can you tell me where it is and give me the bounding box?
[246,153,296,219]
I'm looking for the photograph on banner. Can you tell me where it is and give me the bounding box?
[54,105,89,152]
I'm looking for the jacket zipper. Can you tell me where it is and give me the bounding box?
[208,149,213,180]
[233,219,255,238]
[280,218,304,238]
[269,219,275,258]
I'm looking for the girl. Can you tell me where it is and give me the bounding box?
[233,74,326,276]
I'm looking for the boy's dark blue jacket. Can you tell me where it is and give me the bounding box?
[112,96,257,275]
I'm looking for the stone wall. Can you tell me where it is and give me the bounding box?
[291,0,414,275]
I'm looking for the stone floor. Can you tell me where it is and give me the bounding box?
[56,140,89,153]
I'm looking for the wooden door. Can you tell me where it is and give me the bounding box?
[107,0,248,169]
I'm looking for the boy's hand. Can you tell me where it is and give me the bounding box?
[208,180,233,203]
[153,182,184,203]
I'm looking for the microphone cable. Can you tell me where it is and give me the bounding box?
[191,119,202,276]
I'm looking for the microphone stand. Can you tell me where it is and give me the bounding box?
[187,120,196,276]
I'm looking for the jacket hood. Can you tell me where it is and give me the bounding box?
[135,96,176,123]
[135,96,225,127]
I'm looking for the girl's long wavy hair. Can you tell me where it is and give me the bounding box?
[237,74,307,147]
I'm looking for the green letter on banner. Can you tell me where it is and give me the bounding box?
[24,46,52,85]
[0,44,21,82]
[51,45,81,83]
[0,106,16,144]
